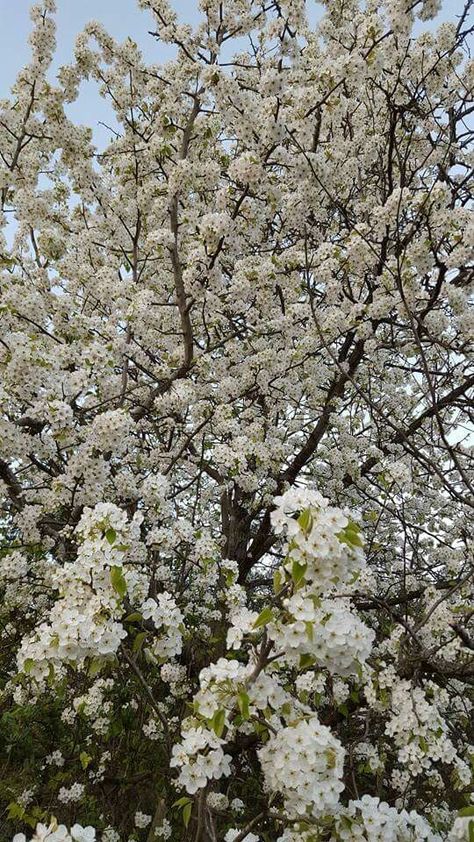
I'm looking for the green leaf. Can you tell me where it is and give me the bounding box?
[459,807,474,817]
[24,814,39,830]
[124,612,143,623]
[337,520,364,548]
[419,736,429,753]
[304,621,314,642]
[211,708,226,738]
[183,802,192,828]
[237,691,250,721]
[273,569,282,594]
[109,719,123,737]
[79,751,92,770]
[253,606,274,629]
[172,797,192,808]
[297,508,313,534]
[7,802,25,821]
[325,747,338,768]
[133,631,148,653]
[291,559,307,587]
[88,657,105,677]
[379,687,390,706]
[299,653,316,670]
[347,531,363,548]
[105,527,117,545]
[23,658,34,674]
[110,565,127,598]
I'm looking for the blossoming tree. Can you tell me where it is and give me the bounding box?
[0,0,473,839]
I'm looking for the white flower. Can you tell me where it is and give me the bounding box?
[134,812,152,829]
[70,827,96,842]
[448,816,474,840]
[258,715,345,819]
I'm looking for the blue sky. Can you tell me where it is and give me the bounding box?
[0,1,201,95]
[0,1,199,146]
[0,0,468,148]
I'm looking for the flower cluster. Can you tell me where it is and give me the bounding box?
[448,817,474,841]
[385,682,468,781]
[271,488,365,592]
[57,783,85,805]
[16,503,140,680]
[13,824,94,842]
[194,656,245,714]
[332,795,443,841]
[224,831,260,842]
[141,593,184,658]
[170,726,232,794]
[258,715,345,818]
[269,593,374,675]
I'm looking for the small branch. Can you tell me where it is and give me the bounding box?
[120,645,170,746]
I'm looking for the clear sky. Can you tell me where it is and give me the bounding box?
[0,0,468,148]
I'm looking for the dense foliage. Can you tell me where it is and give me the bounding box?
[0,0,473,839]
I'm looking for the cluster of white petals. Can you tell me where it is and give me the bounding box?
[141,593,184,658]
[271,488,365,591]
[384,682,472,788]
[16,503,142,679]
[269,593,374,675]
[332,795,443,841]
[13,824,94,842]
[170,726,232,794]
[258,715,345,818]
